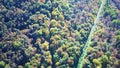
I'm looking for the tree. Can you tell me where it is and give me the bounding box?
[0,61,5,68]
[112,19,120,29]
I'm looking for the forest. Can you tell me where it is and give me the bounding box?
[0,0,120,68]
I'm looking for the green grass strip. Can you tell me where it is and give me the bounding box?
[77,0,107,68]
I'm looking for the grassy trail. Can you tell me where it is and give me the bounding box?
[77,0,107,68]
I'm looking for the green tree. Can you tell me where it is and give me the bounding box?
[0,61,5,68]
[112,19,120,29]
[13,41,22,47]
